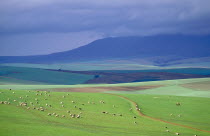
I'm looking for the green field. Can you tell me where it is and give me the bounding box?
[0,66,94,85]
[0,78,210,136]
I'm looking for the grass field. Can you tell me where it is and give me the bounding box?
[0,66,94,85]
[0,78,210,136]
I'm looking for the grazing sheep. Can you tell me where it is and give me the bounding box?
[170,114,173,116]
[71,114,75,118]
[55,115,59,117]
[40,107,44,111]
[71,101,75,103]
[175,132,180,135]
[61,105,64,107]
[119,114,122,116]
[30,102,33,104]
[67,111,70,113]
[36,102,39,104]
[14,100,17,102]
[166,130,169,132]
[134,121,137,124]
[48,94,50,96]
[79,108,82,110]
[74,105,77,108]
[36,93,38,95]
[46,104,48,106]
[133,116,136,118]
[13,92,15,94]
[27,107,30,110]
[52,113,56,115]
[62,115,65,118]
[63,96,65,98]
[194,135,197,136]
[49,105,52,107]
[76,115,80,118]
[26,95,28,97]
[113,114,116,116]
[48,113,51,116]
[19,102,27,106]
[19,97,22,99]
[7,102,10,104]
[35,98,38,101]
[102,111,106,114]
[60,102,63,104]
[176,102,181,106]
[0,101,3,104]
[178,114,181,117]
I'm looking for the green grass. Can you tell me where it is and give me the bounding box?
[122,94,210,131]
[0,89,210,136]
[0,66,94,85]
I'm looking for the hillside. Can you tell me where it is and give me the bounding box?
[0,34,210,66]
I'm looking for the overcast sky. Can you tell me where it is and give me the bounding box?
[0,0,210,56]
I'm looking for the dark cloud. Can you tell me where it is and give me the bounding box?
[0,0,210,56]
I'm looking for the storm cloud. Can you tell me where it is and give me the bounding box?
[0,0,210,56]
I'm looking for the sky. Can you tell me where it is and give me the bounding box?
[0,0,210,56]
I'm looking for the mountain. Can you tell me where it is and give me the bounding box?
[0,34,210,65]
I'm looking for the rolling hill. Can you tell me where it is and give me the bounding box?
[0,34,210,66]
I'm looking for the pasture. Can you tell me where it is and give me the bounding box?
[0,66,94,85]
[0,78,210,136]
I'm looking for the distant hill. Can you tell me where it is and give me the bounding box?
[0,34,210,66]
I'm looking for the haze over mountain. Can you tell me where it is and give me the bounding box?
[0,34,210,66]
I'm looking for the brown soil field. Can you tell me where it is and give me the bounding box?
[181,81,210,91]
[37,85,162,93]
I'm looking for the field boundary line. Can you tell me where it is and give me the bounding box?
[104,93,210,133]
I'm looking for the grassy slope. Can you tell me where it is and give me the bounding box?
[0,89,208,136]
[0,62,159,71]
[0,76,49,85]
[122,94,210,131]
[0,66,94,85]
[0,78,210,98]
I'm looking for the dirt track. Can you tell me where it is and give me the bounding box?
[37,85,162,92]
[106,93,210,134]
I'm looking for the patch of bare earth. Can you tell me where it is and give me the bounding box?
[181,81,210,91]
[37,85,163,93]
